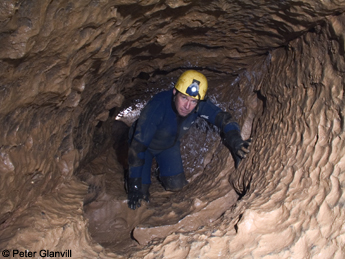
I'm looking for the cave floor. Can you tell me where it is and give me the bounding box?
[82,144,238,256]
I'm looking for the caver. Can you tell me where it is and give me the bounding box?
[126,70,252,210]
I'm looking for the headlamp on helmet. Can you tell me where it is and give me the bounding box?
[186,80,200,97]
[175,70,208,100]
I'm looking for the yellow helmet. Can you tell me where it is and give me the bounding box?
[175,70,208,100]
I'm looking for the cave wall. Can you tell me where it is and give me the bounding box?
[1,0,345,258]
[227,15,345,258]
[134,14,345,259]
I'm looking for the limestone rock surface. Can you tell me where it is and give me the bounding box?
[1,0,345,258]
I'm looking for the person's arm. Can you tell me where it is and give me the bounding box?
[127,99,163,209]
[198,99,251,168]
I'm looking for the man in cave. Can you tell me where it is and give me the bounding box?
[127,70,251,210]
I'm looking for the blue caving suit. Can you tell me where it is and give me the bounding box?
[128,88,240,185]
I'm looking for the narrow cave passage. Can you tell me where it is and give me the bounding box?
[1,1,345,259]
[79,71,253,254]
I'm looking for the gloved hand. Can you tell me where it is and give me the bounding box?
[222,130,251,169]
[127,177,143,210]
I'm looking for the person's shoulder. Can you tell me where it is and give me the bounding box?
[144,89,173,110]
[149,90,173,106]
[153,88,173,99]
[197,97,221,117]
[198,97,214,108]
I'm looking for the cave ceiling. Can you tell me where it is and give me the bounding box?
[1,0,343,114]
[1,0,345,258]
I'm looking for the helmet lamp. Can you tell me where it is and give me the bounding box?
[186,80,200,97]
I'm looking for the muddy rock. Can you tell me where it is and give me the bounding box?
[1,1,345,258]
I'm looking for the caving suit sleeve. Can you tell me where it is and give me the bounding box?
[128,99,164,178]
[197,98,240,133]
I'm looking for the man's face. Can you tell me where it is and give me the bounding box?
[173,89,198,117]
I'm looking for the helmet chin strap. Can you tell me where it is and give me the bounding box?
[195,93,201,113]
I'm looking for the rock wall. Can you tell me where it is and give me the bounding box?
[1,0,345,258]
[229,16,345,258]
[130,15,345,258]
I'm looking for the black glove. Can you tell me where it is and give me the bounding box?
[222,130,251,169]
[127,177,143,210]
